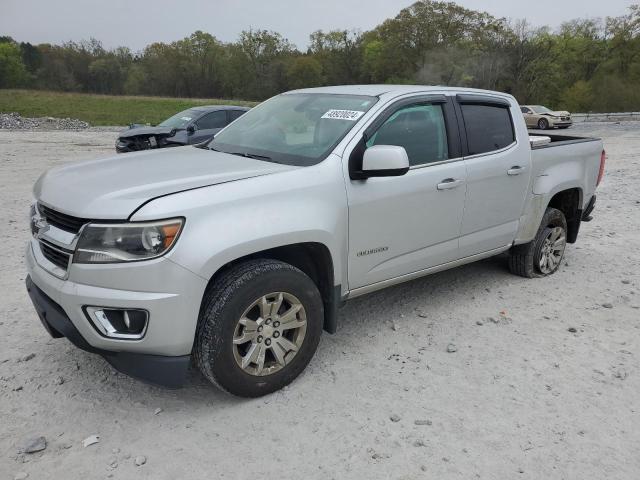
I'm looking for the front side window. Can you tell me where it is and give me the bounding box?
[196,111,227,130]
[531,105,552,114]
[460,104,515,155]
[210,93,377,166]
[366,104,449,166]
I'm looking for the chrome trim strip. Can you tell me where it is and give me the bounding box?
[346,244,512,299]
[85,307,149,340]
[37,224,82,250]
[31,240,71,280]
[409,156,464,170]
[32,202,84,250]
[463,140,518,161]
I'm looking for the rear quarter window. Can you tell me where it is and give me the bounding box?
[461,104,515,155]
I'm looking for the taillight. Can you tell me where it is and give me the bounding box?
[597,150,606,186]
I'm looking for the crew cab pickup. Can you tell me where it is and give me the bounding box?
[26,86,605,397]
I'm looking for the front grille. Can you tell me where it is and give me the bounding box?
[38,203,89,234]
[40,241,71,271]
[117,136,153,152]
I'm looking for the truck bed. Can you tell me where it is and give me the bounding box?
[529,133,601,150]
[528,133,603,209]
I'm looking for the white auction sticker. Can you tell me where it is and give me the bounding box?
[321,109,365,121]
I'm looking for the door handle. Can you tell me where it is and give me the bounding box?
[437,178,463,190]
[507,166,524,176]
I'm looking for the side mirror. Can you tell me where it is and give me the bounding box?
[187,124,196,134]
[361,145,410,178]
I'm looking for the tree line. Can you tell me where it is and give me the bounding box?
[1,1,639,112]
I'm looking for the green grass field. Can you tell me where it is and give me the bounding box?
[0,90,258,126]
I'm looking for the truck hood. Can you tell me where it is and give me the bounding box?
[34,146,296,219]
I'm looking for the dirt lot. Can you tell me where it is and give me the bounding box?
[1,123,639,479]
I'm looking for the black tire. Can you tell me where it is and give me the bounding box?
[537,118,549,130]
[509,207,567,278]
[194,259,323,397]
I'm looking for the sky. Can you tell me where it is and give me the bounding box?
[1,0,637,51]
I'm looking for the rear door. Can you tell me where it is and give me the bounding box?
[456,95,531,257]
[190,110,228,144]
[345,95,467,290]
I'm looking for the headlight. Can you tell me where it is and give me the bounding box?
[74,218,183,264]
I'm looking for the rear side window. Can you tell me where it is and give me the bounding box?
[229,110,246,122]
[461,104,515,155]
[196,111,227,130]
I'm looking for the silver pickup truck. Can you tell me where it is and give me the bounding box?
[26,86,605,397]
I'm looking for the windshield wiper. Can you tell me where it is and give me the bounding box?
[208,147,278,163]
[227,151,272,161]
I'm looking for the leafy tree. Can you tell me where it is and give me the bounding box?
[286,56,323,89]
[0,41,30,88]
[88,57,124,94]
[123,64,148,95]
[227,29,295,99]
[1,1,639,112]
[19,42,42,74]
[563,80,595,111]
[309,30,363,84]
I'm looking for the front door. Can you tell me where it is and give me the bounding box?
[345,98,467,290]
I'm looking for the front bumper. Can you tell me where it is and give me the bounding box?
[25,239,208,387]
[26,277,190,387]
[549,118,573,127]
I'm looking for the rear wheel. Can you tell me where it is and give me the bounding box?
[195,259,323,397]
[537,118,549,130]
[509,207,567,278]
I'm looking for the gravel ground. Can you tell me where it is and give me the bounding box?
[0,123,639,479]
[0,113,90,131]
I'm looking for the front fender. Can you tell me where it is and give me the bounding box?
[131,155,348,290]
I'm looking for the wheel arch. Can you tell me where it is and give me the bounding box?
[202,242,341,334]
[547,187,583,243]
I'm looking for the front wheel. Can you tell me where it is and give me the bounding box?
[538,118,550,130]
[195,259,323,397]
[509,207,567,278]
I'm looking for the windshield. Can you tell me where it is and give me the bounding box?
[209,93,377,166]
[158,108,201,129]
[532,105,552,114]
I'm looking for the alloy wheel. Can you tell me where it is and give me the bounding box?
[232,292,307,376]
[538,226,566,274]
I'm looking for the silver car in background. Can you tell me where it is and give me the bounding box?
[521,105,573,130]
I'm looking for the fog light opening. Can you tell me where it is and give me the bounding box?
[85,307,148,340]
